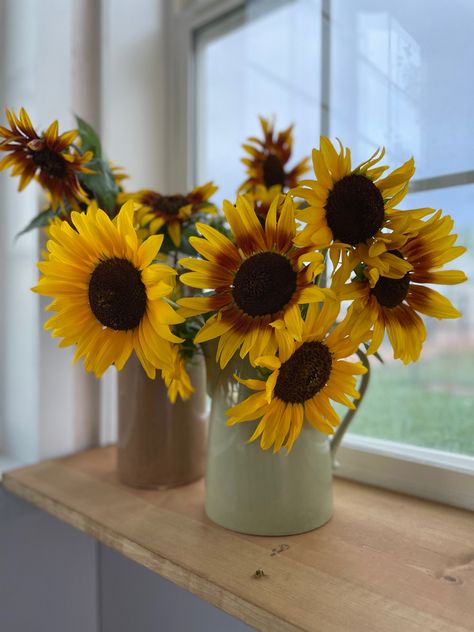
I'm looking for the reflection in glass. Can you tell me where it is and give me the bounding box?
[195,0,322,204]
[331,0,474,178]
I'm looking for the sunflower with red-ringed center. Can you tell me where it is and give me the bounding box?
[239,116,310,193]
[121,181,217,247]
[226,300,368,453]
[335,209,467,364]
[0,108,93,209]
[178,194,331,368]
[33,201,184,379]
[292,137,428,284]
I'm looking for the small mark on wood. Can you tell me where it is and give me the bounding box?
[437,552,474,582]
[270,543,290,557]
[443,575,463,585]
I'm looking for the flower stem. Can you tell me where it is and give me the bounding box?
[330,349,371,467]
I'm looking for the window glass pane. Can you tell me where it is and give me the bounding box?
[330,0,474,454]
[330,0,474,179]
[195,0,322,204]
[349,185,474,455]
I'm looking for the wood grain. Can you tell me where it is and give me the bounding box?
[3,446,473,632]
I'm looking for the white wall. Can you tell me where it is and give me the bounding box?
[0,0,40,463]
[101,0,168,190]
[1,3,252,630]
[0,0,102,464]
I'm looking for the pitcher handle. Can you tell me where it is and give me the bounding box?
[330,349,371,466]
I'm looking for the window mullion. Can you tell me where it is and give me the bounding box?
[410,171,474,192]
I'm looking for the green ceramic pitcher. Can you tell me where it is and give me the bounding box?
[203,346,367,536]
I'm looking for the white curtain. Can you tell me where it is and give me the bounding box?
[0,0,171,464]
[0,0,102,463]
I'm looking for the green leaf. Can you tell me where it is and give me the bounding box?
[354,262,368,282]
[75,115,102,158]
[78,157,119,216]
[374,351,384,364]
[75,117,119,214]
[172,318,204,361]
[16,208,56,238]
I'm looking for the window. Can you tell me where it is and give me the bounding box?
[326,0,474,457]
[188,0,474,505]
[195,0,323,203]
[2,0,472,506]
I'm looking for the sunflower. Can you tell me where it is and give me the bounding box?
[243,184,285,223]
[162,345,194,403]
[239,116,309,193]
[292,137,427,284]
[0,108,93,209]
[178,194,330,368]
[121,182,217,247]
[226,300,368,453]
[33,201,184,378]
[336,210,467,363]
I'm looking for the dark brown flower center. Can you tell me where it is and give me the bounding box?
[325,174,385,245]
[156,194,188,216]
[370,251,410,308]
[262,153,286,188]
[31,147,68,179]
[88,257,147,330]
[232,251,297,317]
[370,274,410,308]
[275,341,332,403]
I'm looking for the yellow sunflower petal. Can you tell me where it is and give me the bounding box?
[407,285,461,319]
[137,234,164,268]
[194,315,233,344]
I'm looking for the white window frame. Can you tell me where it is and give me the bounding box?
[164,0,474,510]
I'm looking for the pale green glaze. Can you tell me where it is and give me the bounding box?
[204,350,333,536]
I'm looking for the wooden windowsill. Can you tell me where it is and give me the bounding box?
[3,446,473,632]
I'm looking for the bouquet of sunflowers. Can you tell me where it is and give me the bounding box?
[177,118,466,452]
[0,109,467,455]
[0,108,219,404]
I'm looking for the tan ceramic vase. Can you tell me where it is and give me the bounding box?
[117,353,208,489]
